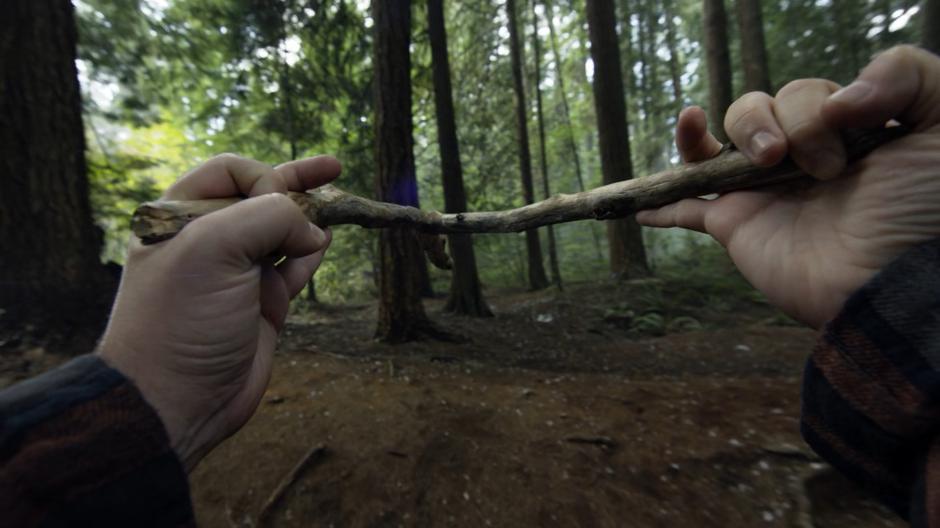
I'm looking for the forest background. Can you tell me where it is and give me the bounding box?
[0,0,936,341]
[1,0,936,344]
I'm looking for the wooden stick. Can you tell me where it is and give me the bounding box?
[257,444,328,526]
[132,127,906,245]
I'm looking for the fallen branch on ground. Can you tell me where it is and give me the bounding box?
[257,444,328,526]
[132,127,905,255]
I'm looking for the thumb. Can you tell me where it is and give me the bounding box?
[823,45,940,132]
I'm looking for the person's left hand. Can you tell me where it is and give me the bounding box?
[98,153,340,471]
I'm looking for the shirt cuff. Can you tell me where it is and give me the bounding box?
[801,237,940,522]
[0,354,194,527]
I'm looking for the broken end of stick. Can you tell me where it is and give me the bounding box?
[132,202,188,245]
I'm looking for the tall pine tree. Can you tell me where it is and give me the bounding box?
[506,0,550,290]
[736,0,772,93]
[372,0,434,342]
[585,0,649,278]
[0,0,115,345]
[427,0,492,316]
[703,0,733,142]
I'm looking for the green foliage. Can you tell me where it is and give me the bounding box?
[75,0,927,300]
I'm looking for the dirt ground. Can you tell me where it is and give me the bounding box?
[1,279,905,527]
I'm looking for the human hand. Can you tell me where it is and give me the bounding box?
[98,154,340,471]
[637,46,940,328]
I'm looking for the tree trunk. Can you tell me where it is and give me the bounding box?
[880,0,894,47]
[924,0,940,55]
[831,0,863,76]
[427,0,492,316]
[664,0,684,107]
[618,0,635,95]
[584,0,650,278]
[0,0,115,346]
[638,0,663,171]
[372,0,434,342]
[545,0,605,264]
[735,0,772,93]
[703,0,733,142]
[531,0,563,290]
[415,243,435,298]
[506,0,550,291]
[636,0,651,123]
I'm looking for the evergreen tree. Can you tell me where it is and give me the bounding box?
[924,0,940,55]
[584,0,650,278]
[0,0,116,345]
[531,0,563,290]
[506,0,550,290]
[372,0,434,342]
[427,0,492,316]
[736,0,772,93]
[703,0,733,142]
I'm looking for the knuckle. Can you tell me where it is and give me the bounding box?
[210,152,244,164]
[262,191,296,209]
[775,78,828,99]
[260,193,303,222]
[880,44,919,64]
[725,92,772,133]
[172,216,214,256]
[875,44,929,75]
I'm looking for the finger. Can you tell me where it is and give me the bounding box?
[164,153,287,200]
[676,106,724,162]
[260,262,291,332]
[772,78,845,180]
[723,91,787,166]
[278,254,322,299]
[183,193,328,265]
[275,155,342,192]
[635,198,715,234]
[278,230,331,298]
[824,45,940,132]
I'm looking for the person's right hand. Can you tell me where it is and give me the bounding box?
[637,46,940,328]
[98,154,339,471]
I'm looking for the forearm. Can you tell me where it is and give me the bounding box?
[802,237,940,526]
[0,355,194,527]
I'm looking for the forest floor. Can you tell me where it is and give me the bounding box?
[1,277,905,528]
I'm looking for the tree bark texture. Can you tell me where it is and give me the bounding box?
[0,0,115,341]
[924,0,940,55]
[703,0,734,142]
[531,0,563,290]
[584,0,650,278]
[371,0,434,342]
[427,0,492,316]
[735,0,772,93]
[506,0,550,291]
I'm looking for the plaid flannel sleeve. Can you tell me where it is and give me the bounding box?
[802,238,940,527]
[0,354,195,527]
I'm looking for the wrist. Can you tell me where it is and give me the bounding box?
[96,341,205,472]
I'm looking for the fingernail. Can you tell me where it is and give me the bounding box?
[749,131,777,159]
[812,148,845,180]
[829,81,872,105]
